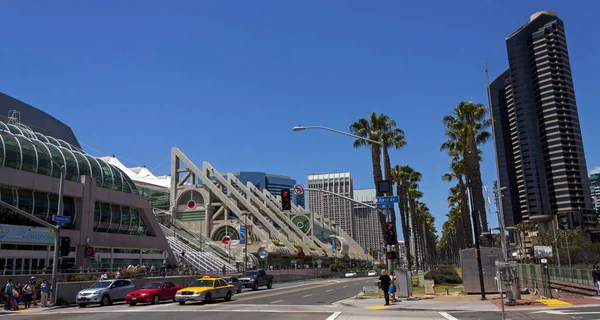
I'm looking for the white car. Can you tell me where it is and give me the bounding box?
[344,272,357,278]
[367,270,377,277]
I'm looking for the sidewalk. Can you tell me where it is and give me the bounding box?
[334,292,600,312]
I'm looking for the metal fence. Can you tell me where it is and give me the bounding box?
[547,266,593,286]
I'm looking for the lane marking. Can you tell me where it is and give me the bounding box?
[270,300,284,304]
[343,286,348,288]
[326,289,334,292]
[41,309,340,315]
[326,311,342,320]
[438,312,459,320]
[303,294,313,297]
[228,282,345,303]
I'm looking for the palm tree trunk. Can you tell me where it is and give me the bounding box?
[464,138,489,233]
[458,178,474,248]
[401,185,413,270]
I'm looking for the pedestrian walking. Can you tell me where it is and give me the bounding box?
[40,280,49,307]
[592,266,600,296]
[3,279,13,311]
[379,270,392,306]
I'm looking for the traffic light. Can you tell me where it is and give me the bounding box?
[60,237,71,257]
[281,189,291,211]
[384,223,396,245]
[387,251,397,260]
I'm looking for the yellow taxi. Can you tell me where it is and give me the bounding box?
[175,276,235,305]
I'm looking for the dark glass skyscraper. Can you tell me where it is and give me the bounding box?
[489,11,598,240]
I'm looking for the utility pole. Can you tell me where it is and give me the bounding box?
[51,165,66,306]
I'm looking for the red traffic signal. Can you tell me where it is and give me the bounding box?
[387,251,397,259]
[222,236,231,245]
[282,191,288,197]
[386,224,393,230]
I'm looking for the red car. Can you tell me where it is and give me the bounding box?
[125,282,181,306]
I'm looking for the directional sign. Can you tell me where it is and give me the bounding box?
[378,203,394,209]
[52,215,71,226]
[293,184,304,195]
[375,196,399,204]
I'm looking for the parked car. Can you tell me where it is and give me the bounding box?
[221,276,243,293]
[76,279,135,307]
[175,276,235,305]
[344,271,357,278]
[238,269,274,291]
[125,282,182,306]
[367,270,377,277]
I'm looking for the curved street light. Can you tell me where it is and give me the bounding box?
[292,125,393,272]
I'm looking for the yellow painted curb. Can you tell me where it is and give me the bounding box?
[536,299,573,307]
[11,309,35,313]
[366,305,390,310]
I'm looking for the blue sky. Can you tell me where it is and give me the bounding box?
[1,1,599,239]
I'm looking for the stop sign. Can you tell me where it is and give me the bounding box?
[222,236,231,245]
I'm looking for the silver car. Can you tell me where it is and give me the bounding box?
[221,276,243,293]
[76,279,135,307]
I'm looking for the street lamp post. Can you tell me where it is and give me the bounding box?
[50,164,66,306]
[293,125,393,273]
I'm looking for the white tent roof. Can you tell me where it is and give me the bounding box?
[99,156,171,190]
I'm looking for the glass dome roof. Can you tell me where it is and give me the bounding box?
[0,120,138,194]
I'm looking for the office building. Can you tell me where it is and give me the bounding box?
[489,11,599,241]
[590,173,600,214]
[307,172,354,237]
[352,189,384,254]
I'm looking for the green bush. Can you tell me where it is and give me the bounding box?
[425,265,462,284]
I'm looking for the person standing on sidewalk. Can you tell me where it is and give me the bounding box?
[3,279,14,311]
[22,281,34,309]
[593,266,600,296]
[40,280,49,307]
[379,270,392,306]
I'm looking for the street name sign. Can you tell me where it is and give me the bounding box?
[52,215,71,226]
[375,196,399,204]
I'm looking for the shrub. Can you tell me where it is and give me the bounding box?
[425,265,462,284]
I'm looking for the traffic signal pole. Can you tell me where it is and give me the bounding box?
[51,165,66,306]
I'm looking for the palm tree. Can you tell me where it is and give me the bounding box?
[392,164,414,270]
[441,101,492,234]
[350,112,406,237]
[442,157,473,248]
[514,221,536,262]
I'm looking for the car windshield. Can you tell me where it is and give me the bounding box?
[89,281,112,289]
[189,280,214,287]
[222,277,232,283]
[142,283,161,289]
[242,271,258,277]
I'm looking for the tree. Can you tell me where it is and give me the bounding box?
[441,101,492,234]
[514,221,536,261]
[441,156,473,249]
[392,164,416,270]
[350,112,406,238]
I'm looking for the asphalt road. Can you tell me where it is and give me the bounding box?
[446,306,600,319]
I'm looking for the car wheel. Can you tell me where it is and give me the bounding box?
[78,304,87,308]
[178,301,186,305]
[252,282,258,291]
[225,291,232,301]
[129,302,137,306]
[152,295,160,305]
[204,293,211,303]
[267,281,272,289]
[100,295,110,307]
